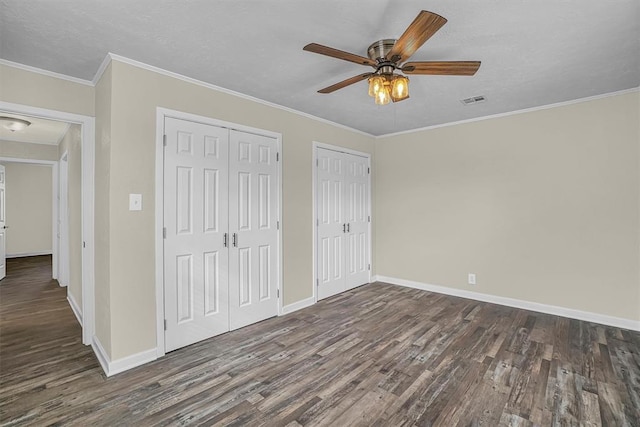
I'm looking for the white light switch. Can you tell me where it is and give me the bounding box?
[129,194,142,211]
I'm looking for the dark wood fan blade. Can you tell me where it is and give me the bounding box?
[304,43,376,67]
[402,61,481,76]
[317,73,373,94]
[387,11,447,63]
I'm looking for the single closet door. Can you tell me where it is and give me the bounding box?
[316,147,370,300]
[228,130,279,330]
[343,154,370,289]
[316,148,346,300]
[164,117,230,352]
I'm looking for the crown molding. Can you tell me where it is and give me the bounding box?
[376,87,640,139]
[1,53,373,138]
[99,53,375,138]
[0,58,93,87]
[91,53,113,86]
[0,155,57,165]
[2,55,637,140]
[0,135,59,146]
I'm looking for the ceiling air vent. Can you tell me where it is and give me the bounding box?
[460,95,486,105]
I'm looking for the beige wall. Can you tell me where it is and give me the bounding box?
[94,63,113,356]
[3,60,638,365]
[0,140,58,161]
[3,162,53,256]
[375,92,640,322]
[99,60,375,359]
[0,63,94,116]
[58,125,83,311]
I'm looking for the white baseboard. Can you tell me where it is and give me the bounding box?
[6,251,52,258]
[375,275,640,332]
[67,293,82,326]
[91,336,111,376]
[91,336,157,377]
[281,296,316,315]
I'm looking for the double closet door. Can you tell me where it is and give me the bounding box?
[316,147,370,300]
[164,117,279,352]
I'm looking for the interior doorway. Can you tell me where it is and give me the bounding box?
[0,101,95,346]
[0,159,56,275]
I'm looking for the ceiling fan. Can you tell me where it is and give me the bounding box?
[303,10,481,105]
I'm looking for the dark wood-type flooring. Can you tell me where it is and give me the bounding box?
[1,256,639,426]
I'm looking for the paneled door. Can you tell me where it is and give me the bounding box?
[343,154,370,289]
[316,147,370,300]
[316,149,346,300]
[229,130,279,330]
[164,117,230,352]
[0,165,5,280]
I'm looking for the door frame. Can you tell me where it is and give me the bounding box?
[312,142,372,303]
[154,107,282,358]
[0,101,95,346]
[58,151,69,287]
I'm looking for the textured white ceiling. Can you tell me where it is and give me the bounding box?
[1,1,638,136]
[0,114,69,145]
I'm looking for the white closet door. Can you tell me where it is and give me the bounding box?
[228,130,279,331]
[316,148,346,300]
[164,117,230,352]
[316,147,370,300]
[344,154,370,289]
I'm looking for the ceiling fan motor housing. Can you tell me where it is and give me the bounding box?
[368,39,398,74]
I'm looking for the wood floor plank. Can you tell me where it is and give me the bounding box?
[452,379,509,427]
[529,358,551,424]
[1,256,639,425]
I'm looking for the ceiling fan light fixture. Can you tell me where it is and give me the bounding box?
[391,75,410,101]
[0,116,31,132]
[374,84,391,105]
[368,75,385,97]
[370,74,409,104]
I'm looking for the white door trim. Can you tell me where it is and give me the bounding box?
[0,101,95,346]
[0,164,5,280]
[58,151,69,287]
[312,142,372,304]
[154,107,282,358]
[53,162,58,279]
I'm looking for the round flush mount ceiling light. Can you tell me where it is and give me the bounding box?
[0,116,32,132]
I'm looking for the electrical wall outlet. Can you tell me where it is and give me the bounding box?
[468,273,476,285]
